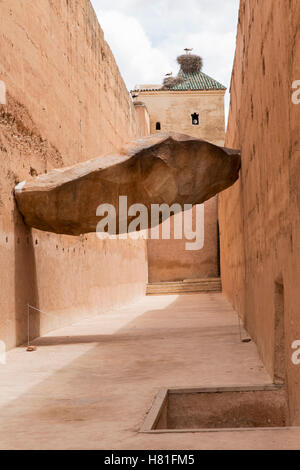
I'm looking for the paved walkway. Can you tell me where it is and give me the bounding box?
[0,293,300,449]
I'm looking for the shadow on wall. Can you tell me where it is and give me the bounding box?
[13,205,40,345]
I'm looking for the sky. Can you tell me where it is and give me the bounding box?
[91,0,240,119]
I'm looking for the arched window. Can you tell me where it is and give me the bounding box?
[191,113,199,125]
[156,122,161,131]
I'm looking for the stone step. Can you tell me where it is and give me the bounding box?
[146,278,222,295]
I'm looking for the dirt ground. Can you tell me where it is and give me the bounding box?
[0,293,300,450]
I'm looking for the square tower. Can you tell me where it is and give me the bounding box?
[132,68,226,146]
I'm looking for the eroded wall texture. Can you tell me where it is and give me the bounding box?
[148,197,219,282]
[219,0,300,423]
[0,0,148,350]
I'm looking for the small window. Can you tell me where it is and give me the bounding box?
[156,122,161,131]
[191,113,199,125]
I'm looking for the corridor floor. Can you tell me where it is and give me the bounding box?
[0,293,299,450]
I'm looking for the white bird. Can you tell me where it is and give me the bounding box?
[165,72,173,76]
[184,48,193,54]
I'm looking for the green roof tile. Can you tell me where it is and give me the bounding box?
[172,69,226,91]
[136,69,226,92]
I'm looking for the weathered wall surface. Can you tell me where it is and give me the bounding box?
[138,90,225,282]
[219,0,300,423]
[0,0,148,350]
[136,91,225,146]
[148,197,219,282]
[134,103,151,137]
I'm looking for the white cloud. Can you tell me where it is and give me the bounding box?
[96,9,172,90]
[91,0,240,119]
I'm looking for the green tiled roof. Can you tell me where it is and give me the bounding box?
[172,70,226,91]
[136,69,226,92]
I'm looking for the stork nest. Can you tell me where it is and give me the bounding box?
[177,54,203,74]
[161,76,186,90]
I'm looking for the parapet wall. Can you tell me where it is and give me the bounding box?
[0,0,148,349]
[219,0,300,423]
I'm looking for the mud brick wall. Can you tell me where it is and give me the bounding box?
[219,0,300,424]
[0,0,148,349]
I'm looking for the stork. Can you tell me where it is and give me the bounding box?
[184,48,193,54]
